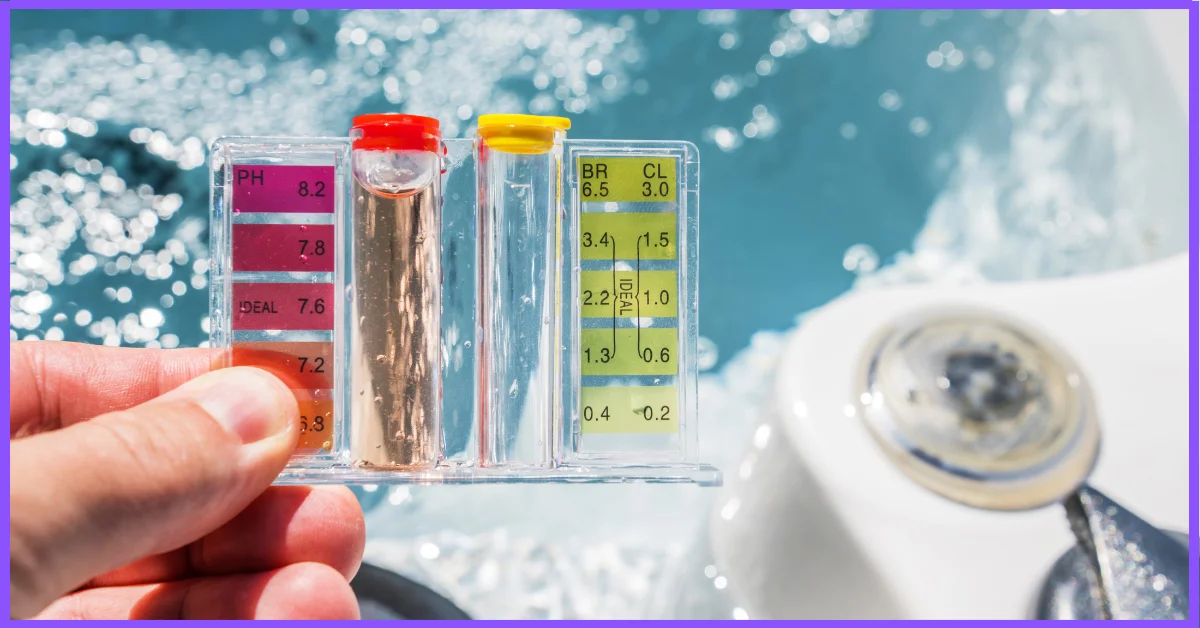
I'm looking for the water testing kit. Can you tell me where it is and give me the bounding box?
[209,113,718,485]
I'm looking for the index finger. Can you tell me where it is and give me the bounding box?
[9,341,219,438]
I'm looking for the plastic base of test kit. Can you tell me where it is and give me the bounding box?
[209,130,719,486]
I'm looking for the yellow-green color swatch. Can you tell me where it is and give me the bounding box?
[581,327,677,376]
[580,386,679,434]
[578,157,677,203]
[580,212,676,261]
[580,270,677,319]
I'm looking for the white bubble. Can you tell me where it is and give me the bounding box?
[711,75,742,101]
[697,336,719,371]
[387,486,413,506]
[419,542,441,559]
[21,291,52,314]
[705,126,743,152]
[843,243,880,274]
[974,47,995,70]
[807,22,830,44]
[719,499,740,522]
[879,90,903,111]
[139,308,165,328]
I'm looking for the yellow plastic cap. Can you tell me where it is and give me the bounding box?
[476,114,571,154]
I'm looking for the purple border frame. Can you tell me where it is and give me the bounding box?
[4,1,1200,8]
[1189,3,1198,622]
[3,1,1197,623]
[2,3,9,623]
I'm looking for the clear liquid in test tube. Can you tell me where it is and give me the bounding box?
[347,114,444,469]
[476,114,571,468]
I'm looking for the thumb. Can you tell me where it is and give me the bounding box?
[9,366,300,618]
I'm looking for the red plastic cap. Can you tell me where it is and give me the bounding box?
[351,114,442,153]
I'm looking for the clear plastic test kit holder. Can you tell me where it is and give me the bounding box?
[209,113,718,486]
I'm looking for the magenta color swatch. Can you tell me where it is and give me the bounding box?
[233,223,335,272]
[232,164,335,214]
[232,282,335,331]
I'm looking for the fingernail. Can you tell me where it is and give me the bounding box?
[168,367,295,444]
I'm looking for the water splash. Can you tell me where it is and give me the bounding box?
[858,10,1185,288]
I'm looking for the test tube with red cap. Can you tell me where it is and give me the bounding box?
[347,114,444,469]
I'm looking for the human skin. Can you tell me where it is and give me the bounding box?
[8,341,366,619]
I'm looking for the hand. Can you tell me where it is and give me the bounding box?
[9,341,365,619]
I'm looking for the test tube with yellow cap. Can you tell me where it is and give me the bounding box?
[475,113,570,468]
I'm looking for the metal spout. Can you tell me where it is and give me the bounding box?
[1036,485,1189,620]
